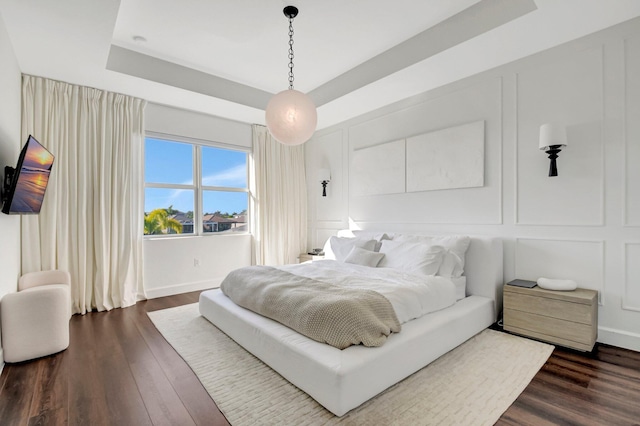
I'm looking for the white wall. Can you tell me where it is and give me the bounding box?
[143,103,253,298]
[306,17,640,351]
[0,12,22,366]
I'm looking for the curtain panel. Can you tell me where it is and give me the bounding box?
[21,75,146,314]
[251,125,307,265]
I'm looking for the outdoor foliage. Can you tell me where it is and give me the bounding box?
[144,207,183,235]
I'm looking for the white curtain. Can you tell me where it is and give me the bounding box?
[251,125,307,265]
[21,75,146,314]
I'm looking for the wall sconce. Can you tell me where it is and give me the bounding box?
[539,123,568,177]
[318,168,331,197]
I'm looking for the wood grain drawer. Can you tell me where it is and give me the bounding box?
[504,309,594,346]
[503,284,598,351]
[503,292,594,324]
[503,324,594,352]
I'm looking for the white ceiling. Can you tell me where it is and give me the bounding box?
[1,0,640,130]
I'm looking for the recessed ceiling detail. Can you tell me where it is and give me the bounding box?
[107,0,537,110]
[2,0,640,129]
[106,46,272,110]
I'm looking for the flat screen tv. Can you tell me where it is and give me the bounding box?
[1,135,55,214]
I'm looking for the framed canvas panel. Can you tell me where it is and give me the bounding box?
[350,139,405,196]
[406,120,485,192]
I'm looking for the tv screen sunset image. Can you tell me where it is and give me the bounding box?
[10,136,55,213]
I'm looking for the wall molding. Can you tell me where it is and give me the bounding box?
[346,77,503,226]
[345,219,505,227]
[497,76,504,226]
[598,43,607,227]
[623,37,630,226]
[312,221,347,247]
[515,237,606,306]
[347,77,501,147]
[314,221,346,227]
[308,19,640,352]
[622,242,640,312]
[623,36,640,227]
[514,46,606,227]
[313,129,344,223]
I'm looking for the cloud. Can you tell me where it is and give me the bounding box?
[202,164,247,187]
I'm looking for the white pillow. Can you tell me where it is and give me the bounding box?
[352,231,392,252]
[437,248,463,277]
[322,237,336,260]
[344,246,385,267]
[393,235,470,277]
[378,239,444,275]
[431,236,470,277]
[336,229,356,238]
[329,236,377,262]
[451,276,467,300]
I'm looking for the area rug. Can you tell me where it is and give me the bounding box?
[148,303,553,426]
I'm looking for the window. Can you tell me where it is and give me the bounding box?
[144,135,249,236]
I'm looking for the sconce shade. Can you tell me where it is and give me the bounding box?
[539,122,567,177]
[539,123,568,150]
[265,89,317,145]
[318,168,331,182]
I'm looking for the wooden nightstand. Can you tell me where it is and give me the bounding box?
[298,253,325,263]
[503,284,598,351]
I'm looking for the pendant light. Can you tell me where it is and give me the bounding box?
[265,6,317,145]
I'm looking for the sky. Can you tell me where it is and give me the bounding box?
[144,138,248,215]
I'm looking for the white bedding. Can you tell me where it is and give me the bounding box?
[277,260,457,324]
[199,236,504,416]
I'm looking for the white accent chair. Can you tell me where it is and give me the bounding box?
[1,270,71,363]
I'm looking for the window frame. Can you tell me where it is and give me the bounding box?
[144,131,250,238]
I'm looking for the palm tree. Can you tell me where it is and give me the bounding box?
[144,208,183,235]
[165,205,178,215]
[144,214,162,235]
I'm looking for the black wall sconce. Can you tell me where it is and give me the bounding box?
[318,168,331,197]
[539,123,568,177]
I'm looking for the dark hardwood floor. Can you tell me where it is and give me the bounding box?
[0,291,229,426]
[0,291,638,425]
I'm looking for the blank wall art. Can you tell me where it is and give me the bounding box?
[406,120,485,192]
[350,139,405,196]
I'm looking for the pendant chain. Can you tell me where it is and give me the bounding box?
[288,17,295,90]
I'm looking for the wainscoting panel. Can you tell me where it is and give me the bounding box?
[308,130,344,223]
[625,35,640,226]
[305,18,640,351]
[623,243,640,312]
[348,77,502,225]
[515,238,605,304]
[516,47,604,226]
[315,227,340,252]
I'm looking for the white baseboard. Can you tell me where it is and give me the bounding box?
[0,348,4,376]
[598,326,640,352]
[145,278,224,300]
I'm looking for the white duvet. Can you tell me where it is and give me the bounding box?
[278,260,457,324]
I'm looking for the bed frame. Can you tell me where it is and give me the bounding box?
[199,236,503,416]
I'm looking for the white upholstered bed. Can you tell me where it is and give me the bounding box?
[199,236,503,416]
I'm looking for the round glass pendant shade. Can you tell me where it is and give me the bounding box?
[265,89,317,145]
